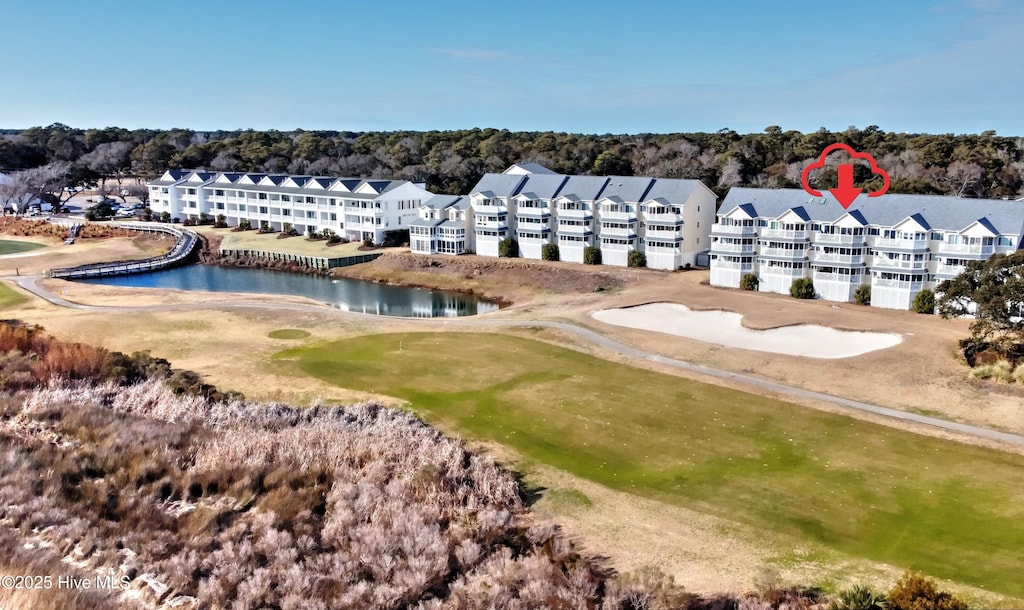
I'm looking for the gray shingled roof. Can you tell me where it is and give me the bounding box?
[470,174,527,198]
[642,178,706,204]
[720,187,1024,236]
[598,176,655,203]
[516,174,569,199]
[422,194,462,210]
[557,175,610,201]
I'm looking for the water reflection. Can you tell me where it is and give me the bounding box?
[77,264,499,318]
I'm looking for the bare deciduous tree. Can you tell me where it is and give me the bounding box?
[943,161,985,198]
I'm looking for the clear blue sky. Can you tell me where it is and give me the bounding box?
[4,0,1021,135]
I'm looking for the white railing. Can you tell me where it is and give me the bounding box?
[557,207,592,218]
[712,261,754,270]
[710,242,754,253]
[600,225,636,237]
[873,237,928,249]
[935,264,966,277]
[600,210,636,221]
[476,219,508,229]
[937,243,995,256]
[813,272,860,283]
[760,228,808,240]
[646,229,682,240]
[760,247,808,258]
[814,232,866,244]
[872,258,928,271]
[49,223,198,279]
[474,203,507,213]
[711,224,756,235]
[760,266,807,277]
[873,279,924,290]
[813,252,865,264]
[644,212,682,223]
[516,206,551,216]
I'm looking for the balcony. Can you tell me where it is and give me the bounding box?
[873,279,924,290]
[600,225,637,237]
[872,237,929,251]
[712,260,754,271]
[600,209,637,222]
[644,212,683,224]
[759,267,807,277]
[872,257,928,271]
[710,223,756,236]
[760,247,809,258]
[475,218,508,230]
[813,271,861,283]
[561,207,593,219]
[516,205,551,217]
[646,228,683,241]
[812,251,866,265]
[936,242,995,257]
[935,264,967,278]
[760,228,808,240]
[710,241,755,253]
[474,202,508,214]
[814,232,866,245]
[517,220,551,231]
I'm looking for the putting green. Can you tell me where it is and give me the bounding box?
[277,332,1024,597]
[268,328,312,340]
[0,239,46,256]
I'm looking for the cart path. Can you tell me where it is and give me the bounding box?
[12,274,1024,448]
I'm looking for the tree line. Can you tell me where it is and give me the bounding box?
[2,123,1023,206]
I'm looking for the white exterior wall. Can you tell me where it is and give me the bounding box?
[814,276,860,302]
[680,186,718,267]
[476,235,501,257]
[601,244,632,267]
[518,237,549,260]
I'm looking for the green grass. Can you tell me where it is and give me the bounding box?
[268,328,312,340]
[0,239,45,256]
[276,332,1024,597]
[0,282,27,309]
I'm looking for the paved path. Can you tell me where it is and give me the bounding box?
[12,274,1024,448]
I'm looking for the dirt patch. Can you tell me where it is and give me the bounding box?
[331,252,626,303]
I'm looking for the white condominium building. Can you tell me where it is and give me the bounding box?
[709,187,1024,309]
[408,195,473,255]
[147,170,431,244]
[462,163,716,269]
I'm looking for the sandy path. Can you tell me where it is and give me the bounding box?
[592,302,903,358]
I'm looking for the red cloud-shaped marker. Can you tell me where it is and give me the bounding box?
[801,143,890,209]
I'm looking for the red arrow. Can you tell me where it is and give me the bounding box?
[829,164,862,209]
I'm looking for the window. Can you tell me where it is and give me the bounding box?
[998,236,1013,247]
[330,213,337,221]
[259,206,268,214]
[868,228,879,236]
[282,209,290,216]
[187,188,196,195]
[306,197,315,203]
[306,211,315,219]
[215,189,224,196]
[281,195,291,202]
[258,193,267,200]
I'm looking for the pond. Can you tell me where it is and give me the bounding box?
[76,264,500,318]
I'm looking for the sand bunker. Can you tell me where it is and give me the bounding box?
[591,302,902,359]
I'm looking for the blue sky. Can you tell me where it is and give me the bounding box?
[4,0,1022,135]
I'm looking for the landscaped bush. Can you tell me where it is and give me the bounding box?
[198,212,212,226]
[214,213,227,228]
[886,571,966,610]
[279,222,299,237]
[829,584,887,610]
[259,221,274,234]
[498,237,519,258]
[541,242,559,261]
[362,235,374,248]
[854,283,871,305]
[160,211,171,223]
[740,272,759,291]
[790,277,816,299]
[912,289,936,314]
[627,250,647,268]
[237,219,252,231]
[971,359,1015,383]
[583,245,602,265]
